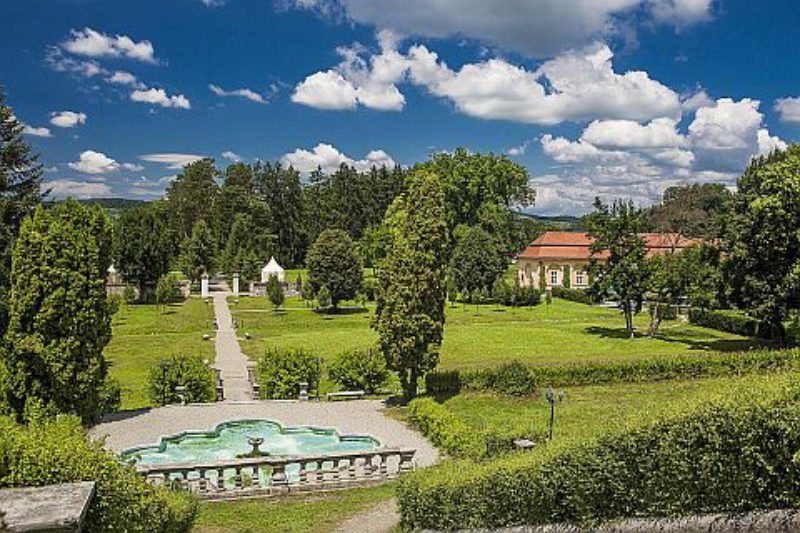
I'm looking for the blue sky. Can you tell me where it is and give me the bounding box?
[2,0,800,214]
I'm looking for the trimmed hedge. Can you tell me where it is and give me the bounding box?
[0,414,197,531]
[689,308,771,339]
[398,388,800,530]
[327,347,388,394]
[406,398,544,460]
[148,353,216,406]
[552,286,595,305]
[424,349,800,394]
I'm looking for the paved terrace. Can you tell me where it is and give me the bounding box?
[90,400,439,468]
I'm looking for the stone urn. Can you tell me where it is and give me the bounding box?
[248,436,265,456]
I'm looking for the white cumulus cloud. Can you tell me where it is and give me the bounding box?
[280,143,396,175]
[50,111,87,128]
[68,150,120,174]
[62,27,156,63]
[22,124,53,138]
[775,97,800,124]
[131,88,191,109]
[47,179,113,199]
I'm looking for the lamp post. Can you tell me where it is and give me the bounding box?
[546,387,565,441]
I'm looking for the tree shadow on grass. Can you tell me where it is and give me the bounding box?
[313,307,368,316]
[584,325,774,353]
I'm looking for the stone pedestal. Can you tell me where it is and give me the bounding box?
[201,274,209,299]
[0,482,95,532]
[232,273,240,297]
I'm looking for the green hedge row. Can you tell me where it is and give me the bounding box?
[406,398,544,460]
[425,349,800,395]
[551,286,595,305]
[689,308,772,339]
[398,388,800,530]
[0,414,197,531]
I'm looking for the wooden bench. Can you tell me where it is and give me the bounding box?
[326,390,365,401]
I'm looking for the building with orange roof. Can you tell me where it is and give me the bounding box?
[517,231,697,290]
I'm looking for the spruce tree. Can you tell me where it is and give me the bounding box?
[3,199,118,422]
[179,219,216,283]
[372,169,448,402]
[0,89,43,335]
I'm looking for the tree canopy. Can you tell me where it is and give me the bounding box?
[2,199,118,422]
[373,169,448,401]
[449,225,507,297]
[306,229,363,308]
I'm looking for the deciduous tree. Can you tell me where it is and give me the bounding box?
[114,202,175,298]
[449,225,507,296]
[586,198,648,338]
[306,229,363,308]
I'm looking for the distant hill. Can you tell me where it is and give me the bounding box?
[75,198,148,210]
[514,211,583,230]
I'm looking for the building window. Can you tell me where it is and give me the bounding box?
[549,270,559,286]
[575,271,586,286]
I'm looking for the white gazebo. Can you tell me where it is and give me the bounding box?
[261,256,285,283]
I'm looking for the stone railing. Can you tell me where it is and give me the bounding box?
[136,447,416,500]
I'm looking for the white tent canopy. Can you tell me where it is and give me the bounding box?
[261,256,285,283]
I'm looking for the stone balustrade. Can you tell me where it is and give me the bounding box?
[135,447,416,500]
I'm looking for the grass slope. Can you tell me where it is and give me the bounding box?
[105,298,216,410]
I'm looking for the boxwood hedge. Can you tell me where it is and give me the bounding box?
[398,385,800,530]
[425,349,799,395]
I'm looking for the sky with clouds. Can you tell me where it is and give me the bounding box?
[2,0,800,214]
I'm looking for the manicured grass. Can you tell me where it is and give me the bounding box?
[230,296,766,371]
[441,371,798,447]
[105,298,216,410]
[192,483,396,533]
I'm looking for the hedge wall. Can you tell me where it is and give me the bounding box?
[406,398,544,460]
[398,388,800,530]
[688,308,771,339]
[425,349,799,395]
[551,286,595,305]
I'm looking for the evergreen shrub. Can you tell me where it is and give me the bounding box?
[688,308,771,339]
[148,353,215,406]
[0,415,197,531]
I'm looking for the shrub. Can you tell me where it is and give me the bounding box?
[552,286,594,304]
[425,370,462,395]
[398,391,800,531]
[471,361,535,396]
[257,348,321,399]
[316,285,332,310]
[0,414,197,531]
[328,347,388,394]
[362,278,377,301]
[148,353,215,406]
[123,284,137,304]
[689,308,771,339]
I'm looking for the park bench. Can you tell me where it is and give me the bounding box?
[326,390,365,401]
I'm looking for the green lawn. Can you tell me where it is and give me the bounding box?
[105,298,216,410]
[230,296,766,370]
[193,483,395,533]
[441,371,797,447]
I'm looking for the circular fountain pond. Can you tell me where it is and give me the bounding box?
[121,419,381,466]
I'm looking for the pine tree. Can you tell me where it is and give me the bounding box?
[166,158,219,241]
[3,199,118,422]
[372,169,448,402]
[0,90,44,335]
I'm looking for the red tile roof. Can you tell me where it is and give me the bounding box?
[518,231,696,261]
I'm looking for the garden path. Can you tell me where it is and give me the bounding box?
[211,281,252,401]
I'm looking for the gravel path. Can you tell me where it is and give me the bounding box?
[211,284,251,401]
[335,498,400,533]
[91,400,438,467]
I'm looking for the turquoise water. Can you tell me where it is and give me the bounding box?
[121,419,380,466]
